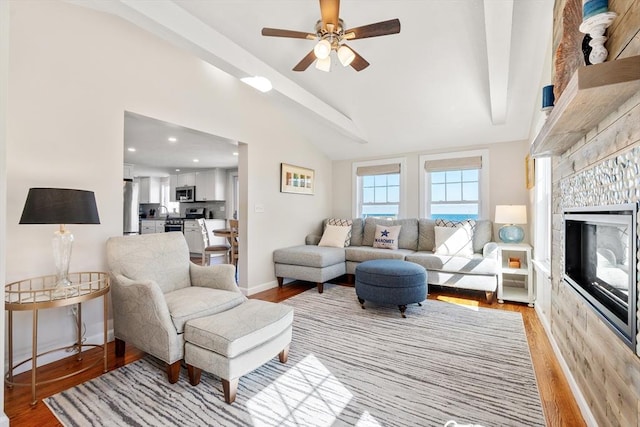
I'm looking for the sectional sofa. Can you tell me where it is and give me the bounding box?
[273,217,500,302]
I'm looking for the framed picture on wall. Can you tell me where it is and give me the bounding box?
[525,155,535,190]
[280,163,314,195]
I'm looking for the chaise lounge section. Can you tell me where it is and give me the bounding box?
[273,217,499,302]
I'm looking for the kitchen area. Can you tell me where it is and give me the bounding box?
[123,112,240,256]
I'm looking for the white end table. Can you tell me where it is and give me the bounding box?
[497,243,534,307]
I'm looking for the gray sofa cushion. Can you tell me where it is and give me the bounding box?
[273,245,345,268]
[361,218,418,250]
[405,252,498,275]
[345,246,414,262]
[418,219,436,251]
[349,218,365,246]
[473,220,493,253]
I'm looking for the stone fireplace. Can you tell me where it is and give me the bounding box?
[564,204,637,349]
[549,92,640,425]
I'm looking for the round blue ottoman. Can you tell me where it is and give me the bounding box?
[355,259,427,318]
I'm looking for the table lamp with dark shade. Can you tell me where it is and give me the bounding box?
[19,188,100,295]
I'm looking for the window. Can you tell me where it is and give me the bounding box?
[533,157,551,264]
[160,177,180,214]
[420,150,489,220]
[361,173,400,218]
[353,159,405,219]
[430,169,479,220]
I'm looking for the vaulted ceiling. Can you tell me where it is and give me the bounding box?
[73,0,554,160]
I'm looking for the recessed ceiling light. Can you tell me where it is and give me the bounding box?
[240,76,272,93]
[193,159,199,163]
[175,169,180,172]
[127,147,136,152]
[168,137,177,142]
[232,152,239,156]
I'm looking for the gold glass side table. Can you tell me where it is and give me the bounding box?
[5,272,110,405]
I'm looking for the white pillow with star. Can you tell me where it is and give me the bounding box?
[372,225,402,250]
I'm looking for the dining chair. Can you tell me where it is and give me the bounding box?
[229,219,239,268]
[197,218,230,266]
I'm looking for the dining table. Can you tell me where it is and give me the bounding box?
[212,228,233,246]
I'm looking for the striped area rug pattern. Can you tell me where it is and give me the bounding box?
[45,284,545,426]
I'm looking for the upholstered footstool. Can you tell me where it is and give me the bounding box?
[273,245,346,293]
[184,299,294,404]
[355,259,427,318]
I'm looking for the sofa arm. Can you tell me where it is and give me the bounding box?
[111,274,180,363]
[483,242,499,260]
[189,263,241,294]
[306,234,322,245]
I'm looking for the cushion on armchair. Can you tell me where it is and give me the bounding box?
[107,232,192,293]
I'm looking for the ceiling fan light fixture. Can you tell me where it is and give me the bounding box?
[315,56,331,72]
[313,39,332,59]
[337,45,355,67]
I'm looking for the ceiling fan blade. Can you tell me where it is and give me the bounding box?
[345,45,370,72]
[343,18,401,40]
[319,0,340,31]
[293,50,317,72]
[262,28,316,40]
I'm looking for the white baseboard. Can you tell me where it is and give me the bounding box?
[6,329,115,376]
[535,305,598,427]
[243,279,280,296]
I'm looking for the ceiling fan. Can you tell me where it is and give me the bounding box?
[261,0,400,72]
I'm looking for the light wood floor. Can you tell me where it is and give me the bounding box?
[4,277,586,427]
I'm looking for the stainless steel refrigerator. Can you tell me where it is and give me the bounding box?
[123,179,139,234]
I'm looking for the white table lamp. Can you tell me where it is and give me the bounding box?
[495,205,527,243]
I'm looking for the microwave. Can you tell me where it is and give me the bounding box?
[176,186,195,202]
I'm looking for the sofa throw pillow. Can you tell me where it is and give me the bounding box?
[434,219,477,252]
[372,225,402,250]
[326,218,353,246]
[318,224,352,248]
[434,225,474,257]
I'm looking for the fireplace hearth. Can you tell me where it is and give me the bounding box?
[564,204,638,349]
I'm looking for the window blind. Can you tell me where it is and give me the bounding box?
[424,156,482,172]
[356,163,401,176]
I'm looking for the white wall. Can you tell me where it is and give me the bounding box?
[6,1,333,367]
[0,0,9,422]
[332,139,531,240]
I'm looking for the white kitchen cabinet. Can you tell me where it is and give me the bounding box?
[195,169,226,201]
[155,221,166,233]
[123,163,134,180]
[177,173,196,187]
[140,220,165,234]
[138,177,161,204]
[140,220,157,235]
[169,175,177,202]
[183,220,203,254]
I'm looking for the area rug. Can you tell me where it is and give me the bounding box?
[45,284,545,426]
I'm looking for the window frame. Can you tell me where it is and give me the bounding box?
[533,156,551,265]
[419,149,490,220]
[352,157,407,219]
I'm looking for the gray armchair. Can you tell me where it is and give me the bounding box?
[106,232,245,383]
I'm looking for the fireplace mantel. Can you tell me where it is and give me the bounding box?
[531,55,640,157]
